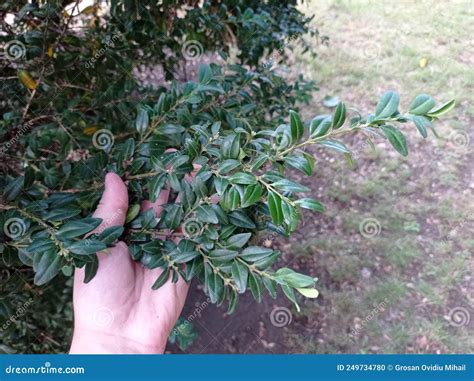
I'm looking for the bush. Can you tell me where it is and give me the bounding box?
[0,1,453,353]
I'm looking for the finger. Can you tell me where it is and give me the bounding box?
[92,172,128,231]
[91,172,128,263]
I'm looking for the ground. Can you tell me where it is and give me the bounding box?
[170,0,473,354]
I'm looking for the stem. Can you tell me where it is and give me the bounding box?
[279,127,361,157]
[198,247,239,292]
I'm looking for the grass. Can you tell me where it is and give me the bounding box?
[284,0,473,354]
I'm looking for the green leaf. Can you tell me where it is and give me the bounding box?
[3,176,24,202]
[318,139,350,154]
[226,233,252,249]
[45,207,81,221]
[208,249,238,261]
[56,218,102,240]
[289,110,304,142]
[262,277,277,298]
[332,102,346,129]
[198,64,212,83]
[221,187,241,211]
[135,107,149,134]
[67,239,107,255]
[170,249,199,263]
[163,204,183,229]
[241,184,263,208]
[427,99,455,117]
[229,172,257,185]
[97,226,124,245]
[409,94,436,115]
[381,124,408,156]
[148,173,167,203]
[295,198,324,212]
[409,115,431,138]
[218,159,241,174]
[281,284,300,312]
[310,115,331,137]
[126,204,141,223]
[28,238,56,253]
[268,191,283,225]
[284,155,313,176]
[248,272,262,302]
[375,91,400,119]
[157,124,185,135]
[272,179,310,193]
[196,205,219,224]
[227,290,239,314]
[84,257,99,283]
[296,287,319,298]
[221,134,240,159]
[228,211,256,229]
[240,246,273,262]
[275,268,315,288]
[34,251,64,286]
[152,268,170,290]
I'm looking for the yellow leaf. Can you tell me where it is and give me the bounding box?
[81,5,97,15]
[296,287,319,298]
[84,126,98,135]
[47,45,54,57]
[18,70,37,90]
[419,57,428,68]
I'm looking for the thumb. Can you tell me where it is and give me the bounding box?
[92,172,128,232]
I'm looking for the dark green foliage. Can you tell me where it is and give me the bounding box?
[0,0,453,353]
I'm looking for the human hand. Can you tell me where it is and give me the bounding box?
[69,173,189,354]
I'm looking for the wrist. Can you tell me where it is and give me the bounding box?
[69,329,167,354]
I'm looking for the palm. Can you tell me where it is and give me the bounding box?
[71,173,189,353]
